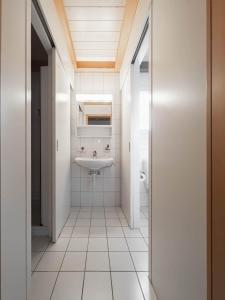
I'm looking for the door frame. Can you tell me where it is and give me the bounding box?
[27,1,56,295]
[207,1,225,299]
[207,1,212,299]
[130,63,140,228]
[26,1,31,297]
[31,1,54,235]
[130,21,150,229]
[51,47,57,243]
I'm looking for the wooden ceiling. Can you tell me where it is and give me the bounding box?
[54,0,139,69]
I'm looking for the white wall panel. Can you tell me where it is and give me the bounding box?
[104,73,116,91]
[151,0,207,299]
[1,0,30,299]
[120,0,207,299]
[1,1,74,298]
[69,21,122,32]
[38,0,74,87]
[66,7,124,21]
[79,73,104,92]
[71,32,120,42]
[75,41,118,51]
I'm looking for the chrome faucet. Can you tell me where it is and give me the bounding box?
[93,150,97,158]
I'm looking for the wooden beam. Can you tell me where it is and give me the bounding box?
[54,0,77,67]
[115,0,139,70]
[77,61,115,69]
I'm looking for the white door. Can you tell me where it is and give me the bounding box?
[52,49,71,241]
[130,30,150,228]
[121,74,132,224]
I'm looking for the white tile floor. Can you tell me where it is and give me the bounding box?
[31,206,149,300]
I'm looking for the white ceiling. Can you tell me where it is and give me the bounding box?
[64,0,127,62]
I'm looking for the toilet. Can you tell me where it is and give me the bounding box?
[140,159,149,191]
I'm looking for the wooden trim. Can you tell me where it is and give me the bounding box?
[54,0,76,67]
[115,0,139,70]
[77,61,115,69]
[86,115,112,118]
[210,0,225,298]
[207,0,212,299]
[86,115,112,125]
[83,102,112,105]
[86,114,112,117]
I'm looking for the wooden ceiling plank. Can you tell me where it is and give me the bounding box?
[69,20,122,32]
[115,0,139,70]
[54,0,77,67]
[65,7,125,21]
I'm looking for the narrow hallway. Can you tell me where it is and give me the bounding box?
[0,0,213,299]
[31,206,149,300]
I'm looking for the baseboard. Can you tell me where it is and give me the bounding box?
[149,282,158,300]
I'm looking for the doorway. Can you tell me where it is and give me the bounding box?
[130,24,150,227]
[31,1,54,259]
[31,25,48,227]
[130,21,151,274]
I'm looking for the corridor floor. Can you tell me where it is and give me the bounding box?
[31,206,149,300]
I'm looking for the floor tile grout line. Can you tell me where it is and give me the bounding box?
[32,207,147,299]
[33,235,51,272]
[34,270,149,273]
[59,208,78,236]
[139,226,149,247]
[80,210,91,300]
[49,207,81,300]
[121,223,147,300]
[105,207,115,300]
[33,206,81,272]
[32,250,46,273]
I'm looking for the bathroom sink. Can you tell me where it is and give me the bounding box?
[75,157,113,171]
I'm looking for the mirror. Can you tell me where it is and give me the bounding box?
[76,94,112,127]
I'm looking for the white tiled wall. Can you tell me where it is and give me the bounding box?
[71,72,121,207]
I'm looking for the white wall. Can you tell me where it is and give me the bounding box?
[36,0,74,238]
[120,0,208,299]
[71,72,121,207]
[151,1,207,299]
[84,104,111,116]
[38,0,74,87]
[1,1,31,299]
[120,0,150,224]
[1,0,74,298]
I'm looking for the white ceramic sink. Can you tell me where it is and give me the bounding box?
[75,157,113,171]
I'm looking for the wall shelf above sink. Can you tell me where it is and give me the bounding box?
[77,125,112,129]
